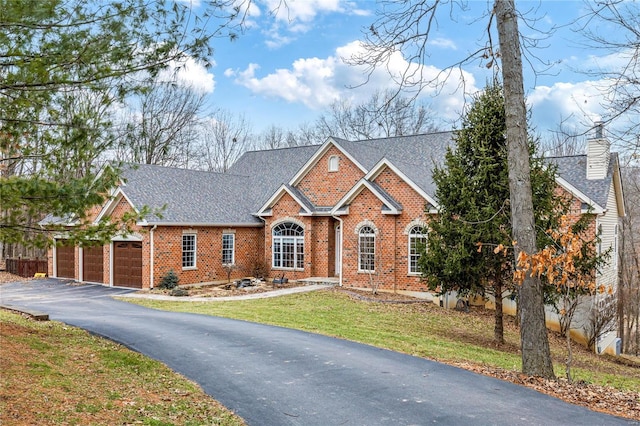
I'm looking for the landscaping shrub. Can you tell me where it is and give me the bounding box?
[169,288,189,297]
[159,270,179,289]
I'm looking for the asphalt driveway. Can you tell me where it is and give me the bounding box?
[1,279,634,425]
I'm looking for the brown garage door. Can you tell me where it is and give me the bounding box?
[83,246,104,283]
[113,241,142,288]
[56,244,75,279]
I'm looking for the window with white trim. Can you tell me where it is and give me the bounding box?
[358,226,376,272]
[222,233,235,265]
[272,222,304,269]
[408,226,427,274]
[328,155,339,172]
[182,234,196,269]
[597,224,603,255]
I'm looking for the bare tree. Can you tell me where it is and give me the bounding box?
[115,81,205,167]
[584,294,619,352]
[541,121,586,157]
[347,0,554,378]
[259,125,287,150]
[314,89,439,140]
[200,109,253,172]
[496,0,555,379]
[577,0,640,154]
[620,165,640,354]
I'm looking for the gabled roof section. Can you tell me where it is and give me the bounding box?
[332,179,403,216]
[289,137,368,187]
[110,163,262,225]
[256,184,314,217]
[228,144,320,214]
[547,154,616,215]
[366,158,439,210]
[94,187,139,223]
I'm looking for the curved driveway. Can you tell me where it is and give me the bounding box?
[1,280,633,425]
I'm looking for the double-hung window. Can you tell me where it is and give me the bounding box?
[272,222,304,269]
[222,233,235,265]
[182,233,196,269]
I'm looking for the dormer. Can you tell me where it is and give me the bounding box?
[586,121,610,180]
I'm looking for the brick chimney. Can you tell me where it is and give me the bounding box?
[586,121,610,180]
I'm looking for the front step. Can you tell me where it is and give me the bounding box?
[298,277,339,286]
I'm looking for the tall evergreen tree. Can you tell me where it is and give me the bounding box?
[0,0,240,248]
[420,81,559,344]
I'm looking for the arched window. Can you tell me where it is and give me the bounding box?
[358,226,376,272]
[328,155,339,172]
[408,226,427,274]
[272,222,304,269]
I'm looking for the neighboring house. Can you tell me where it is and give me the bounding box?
[45,129,625,353]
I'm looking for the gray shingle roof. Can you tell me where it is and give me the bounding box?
[227,144,321,213]
[119,164,260,224]
[110,132,616,226]
[546,153,616,209]
[339,132,455,197]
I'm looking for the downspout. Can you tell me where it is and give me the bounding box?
[257,215,268,278]
[332,214,344,286]
[149,225,157,289]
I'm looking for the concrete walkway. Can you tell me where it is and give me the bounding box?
[120,283,333,301]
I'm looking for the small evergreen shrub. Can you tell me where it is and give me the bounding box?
[159,269,179,289]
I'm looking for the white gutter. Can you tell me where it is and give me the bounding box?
[149,225,157,289]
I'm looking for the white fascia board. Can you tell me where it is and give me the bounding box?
[256,185,287,216]
[366,158,439,209]
[555,176,605,214]
[331,179,400,215]
[143,222,263,227]
[93,188,139,223]
[256,185,313,216]
[612,161,626,217]
[290,137,368,187]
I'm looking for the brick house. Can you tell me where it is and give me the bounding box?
[46,129,625,350]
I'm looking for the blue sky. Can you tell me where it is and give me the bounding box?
[174,0,623,143]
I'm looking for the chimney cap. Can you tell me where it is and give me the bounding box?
[594,121,604,139]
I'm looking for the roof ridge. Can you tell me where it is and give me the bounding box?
[347,130,455,143]
[241,143,322,155]
[123,162,229,176]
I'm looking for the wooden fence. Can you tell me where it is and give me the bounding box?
[5,258,48,278]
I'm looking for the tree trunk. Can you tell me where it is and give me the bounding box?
[494,279,505,344]
[495,0,555,379]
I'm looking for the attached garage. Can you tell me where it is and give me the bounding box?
[113,241,143,288]
[82,246,104,283]
[56,243,75,279]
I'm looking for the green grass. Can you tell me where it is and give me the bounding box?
[0,310,245,426]
[127,289,640,392]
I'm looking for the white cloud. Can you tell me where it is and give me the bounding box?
[226,39,477,123]
[528,80,606,132]
[428,37,457,50]
[255,0,371,48]
[263,0,344,23]
[158,57,216,94]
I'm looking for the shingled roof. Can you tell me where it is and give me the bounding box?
[63,131,616,227]
[118,164,258,225]
[547,153,617,210]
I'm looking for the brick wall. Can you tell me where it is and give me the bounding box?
[297,145,364,207]
[152,226,263,287]
[338,166,433,293]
